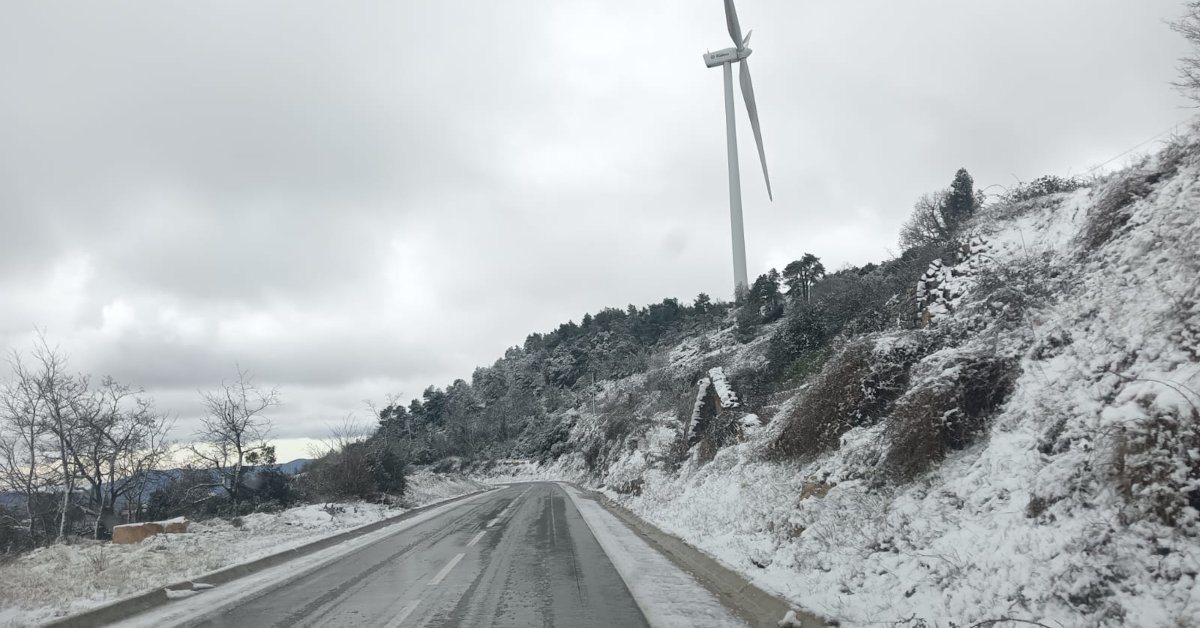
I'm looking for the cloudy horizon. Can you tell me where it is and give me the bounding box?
[2,0,1194,461]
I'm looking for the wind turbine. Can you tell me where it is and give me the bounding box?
[703,0,772,296]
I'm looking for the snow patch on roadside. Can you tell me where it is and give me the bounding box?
[0,472,487,628]
[119,493,483,628]
[561,483,747,628]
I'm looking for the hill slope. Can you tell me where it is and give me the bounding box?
[474,133,1200,626]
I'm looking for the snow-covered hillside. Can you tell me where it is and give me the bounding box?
[498,133,1200,627]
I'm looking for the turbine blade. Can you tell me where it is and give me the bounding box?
[739,59,773,201]
[743,30,752,46]
[724,0,743,49]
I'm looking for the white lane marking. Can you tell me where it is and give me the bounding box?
[467,531,486,547]
[486,517,500,528]
[383,599,421,628]
[428,552,465,586]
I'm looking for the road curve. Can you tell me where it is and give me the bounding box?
[194,482,651,628]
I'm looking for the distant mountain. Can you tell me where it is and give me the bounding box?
[0,458,314,511]
[277,458,312,475]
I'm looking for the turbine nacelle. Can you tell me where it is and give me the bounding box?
[702,46,751,68]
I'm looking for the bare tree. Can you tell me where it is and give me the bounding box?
[1174,2,1200,103]
[189,368,279,503]
[24,337,88,542]
[899,190,953,250]
[309,414,370,459]
[1,338,173,545]
[69,378,173,538]
[0,352,55,543]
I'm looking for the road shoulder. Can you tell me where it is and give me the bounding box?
[562,483,753,628]
[562,482,827,628]
[43,487,495,628]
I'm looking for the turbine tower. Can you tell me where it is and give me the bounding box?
[703,0,772,296]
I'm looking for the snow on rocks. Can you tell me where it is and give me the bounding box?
[777,610,804,627]
[917,234,996,324]
[707,367,740,409]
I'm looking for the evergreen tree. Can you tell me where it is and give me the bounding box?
[782,254,826,303]
[748,269,784,323]
[943,168,978,235]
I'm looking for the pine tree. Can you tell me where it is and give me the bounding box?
[783,253,826,303]
[943,168,978,234]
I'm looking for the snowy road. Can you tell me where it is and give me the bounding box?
[185,482,724,628]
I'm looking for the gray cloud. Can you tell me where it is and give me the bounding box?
[1,0,1192,445]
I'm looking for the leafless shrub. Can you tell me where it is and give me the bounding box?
[964,252,1068,331]
[768,342,872,460]
[1024,495,1049,519]
[1079,173,1151,253]
[883,355,1019,482]
[1167,278,1200,363]
[663,428,690,471]
[1002,175,1089,205]
[610,478,643,495]
[768,335,931,462]
[0,506,32,557]
[601,410,638,444]
[1079,143,1185,255]
[86,546,110,574]
[693,411,741,465]
[1113,401,1200,529]
[727,363,773,415]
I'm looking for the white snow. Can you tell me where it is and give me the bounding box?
[119,491,488,628]
[707,366,740,409]
[560,483,748,628]
[0,471,488,627]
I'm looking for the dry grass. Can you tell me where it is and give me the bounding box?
[768,335,931,462]
[1079,142,1185,254]
[1114,404,1200,528]
[882,354,1018,482]
[767,341,874,460]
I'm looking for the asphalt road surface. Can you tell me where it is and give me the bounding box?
[194,482,651,628]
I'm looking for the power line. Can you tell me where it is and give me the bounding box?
[1085,115,1197,175]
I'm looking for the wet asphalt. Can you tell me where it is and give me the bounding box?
[193,482,650,628]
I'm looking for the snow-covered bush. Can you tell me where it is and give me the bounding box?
[768,334,933,462]
[883,353,1019,481]
[1002,174,1089,205]
[1114,400,1200,530]
[1079,143,1184,254]
[768,341,873,460]
[957,250,1068,332]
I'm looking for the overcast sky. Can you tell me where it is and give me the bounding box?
[1,0,1193,460]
